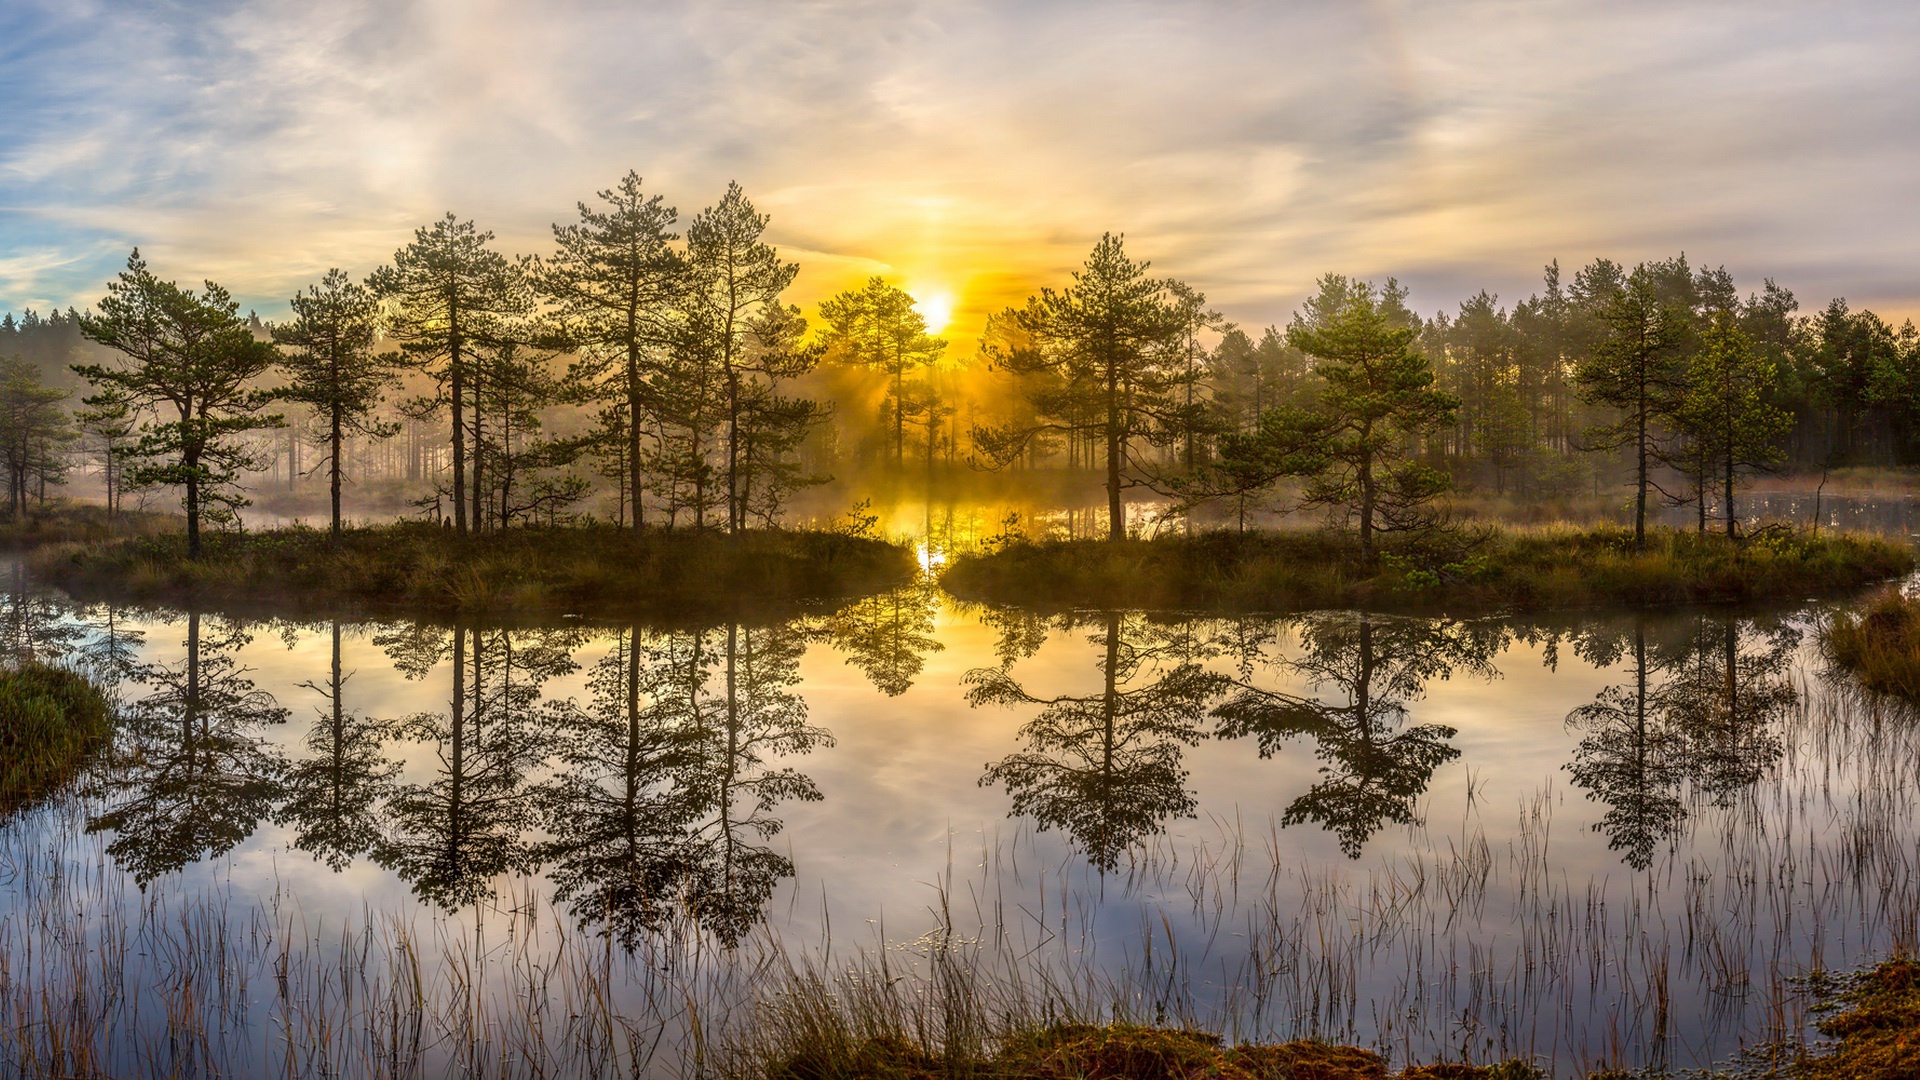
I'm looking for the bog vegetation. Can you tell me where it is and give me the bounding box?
[0,173,1913,576]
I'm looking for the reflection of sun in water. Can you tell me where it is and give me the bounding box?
[915,541,947,572]
[910,289,954,336]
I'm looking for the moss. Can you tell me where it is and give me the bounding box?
[32,523,919,622]
[940,527,1914,616]
[748,1023,1556,1080]
[1800,957,1920,1080]
[0,662,112,814]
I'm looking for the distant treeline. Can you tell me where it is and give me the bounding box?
[0,179,1913,548]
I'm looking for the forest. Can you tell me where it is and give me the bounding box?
[0,171,1916,557]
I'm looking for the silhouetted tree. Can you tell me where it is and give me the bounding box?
[819,276,946,466]
[975,234,1197,540]
[538,172,683,529]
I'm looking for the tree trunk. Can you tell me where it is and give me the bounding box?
[628,349,645,531]
[330,407,344,543]
[451,333,468,536]
[1106,368,1123,542]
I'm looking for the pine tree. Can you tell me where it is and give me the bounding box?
[681,184,804,531]
[1671,312,1792,535]
[273,269,400,542]
[974,234,1193,540]
[818,276,947,466]
[368,215,531,535]
[75,251,282,557]
[1573,262,1689,549]
[537,172,682,530]
[0,358,74,516]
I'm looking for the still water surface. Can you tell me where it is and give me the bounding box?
[1,563,1916,1076]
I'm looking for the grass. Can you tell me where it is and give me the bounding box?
[0,502,180,546]
[939,526,1917,615]
[0,662,112,814]
[29,521,919,620]
[1821,589,1920,703]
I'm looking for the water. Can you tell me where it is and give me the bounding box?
[1,565,1917,1077]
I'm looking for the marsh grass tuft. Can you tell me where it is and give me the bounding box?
[0,662,111,813]
[31,522,918,620]
[1822,590,1920,702]
[940,526,1915,615]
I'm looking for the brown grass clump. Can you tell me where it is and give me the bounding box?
[1822,590,1920,703]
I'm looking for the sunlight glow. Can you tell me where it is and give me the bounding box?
[915,541,947,573]
[909,288,954,336]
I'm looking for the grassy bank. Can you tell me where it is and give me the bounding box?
[940,526,1916,615]
[1822,589,1920,702]
[0,504,180,546]
[0,663,112,814]
[31,522,917,619]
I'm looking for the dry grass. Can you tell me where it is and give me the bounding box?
[29,522,918,621]
[1822,590,1920,703]
[940,526,1915,615]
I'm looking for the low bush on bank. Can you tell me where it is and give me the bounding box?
[31,522,918,619]
[1822,589,1920,702]
[939,526,1915,615]
[0,662,112,813]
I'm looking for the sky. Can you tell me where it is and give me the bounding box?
[2,0,1917,351]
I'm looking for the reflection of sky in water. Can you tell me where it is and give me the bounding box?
[2,577,1915,1074]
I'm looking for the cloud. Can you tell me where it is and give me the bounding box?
[1,0,1915,339]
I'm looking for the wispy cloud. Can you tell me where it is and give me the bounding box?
[2,0,1915,336]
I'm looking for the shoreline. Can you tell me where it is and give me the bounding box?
[939,526,1917,616]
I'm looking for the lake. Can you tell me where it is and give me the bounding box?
[1,559,1915,1077]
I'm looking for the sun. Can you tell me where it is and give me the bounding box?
[909,288,955,336]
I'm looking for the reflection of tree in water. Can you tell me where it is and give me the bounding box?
[87,611,289,885]
[538,618,829,947]
[678,621,831,945]
[1563,614,1798,869]
[1215,613,1500,858]
[970,611,1231,872]
[0,561,86,666]
[375,624,579,910]
[540,620,700,949]
[1660,615,1797,801]
[823,576,944,696]
[277,620,396,871]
